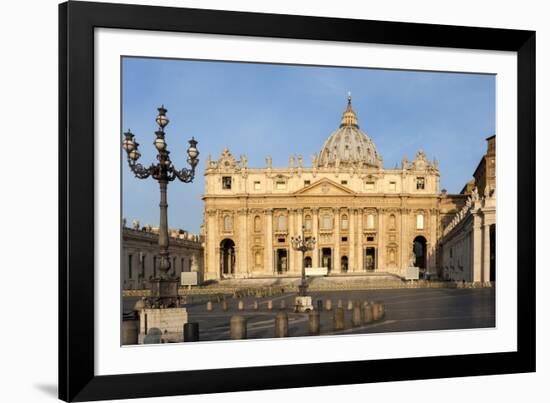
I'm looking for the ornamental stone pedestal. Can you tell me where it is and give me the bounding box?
[294,295,314,312]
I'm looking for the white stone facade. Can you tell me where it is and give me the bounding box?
[202,98,448,280]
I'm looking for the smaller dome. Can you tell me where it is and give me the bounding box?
[317,95,382,168]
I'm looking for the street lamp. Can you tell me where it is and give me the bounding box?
[123,105,199,305]
[291,225,316,299]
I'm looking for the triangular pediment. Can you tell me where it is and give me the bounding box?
[294,178,356,196]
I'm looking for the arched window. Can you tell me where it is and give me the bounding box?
[322,213,331,230]
[389,214,396,230]
[254,215,261,232]
[416,213,424,230]
[341,214,349,230]
[278,214,287,231]
[304,215,312,231]
[367,214,375,229]
[223,215,232,231]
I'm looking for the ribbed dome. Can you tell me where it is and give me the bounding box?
[317,96,381,168]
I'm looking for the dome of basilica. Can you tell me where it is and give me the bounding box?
[317,96,382,168]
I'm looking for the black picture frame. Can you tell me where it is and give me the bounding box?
[59,1,536,401]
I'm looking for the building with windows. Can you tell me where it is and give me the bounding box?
[121,220,203,290]
[438,136,496,282]
[202,96,473,281]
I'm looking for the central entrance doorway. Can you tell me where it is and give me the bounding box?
[341,256,349,272]
[220,238,235,276]
[365,247,376,271]
[321,248,332,272]
[413,236,427,274]
[276,249,288,274]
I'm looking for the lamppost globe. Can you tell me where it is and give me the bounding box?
[155,105,169,128]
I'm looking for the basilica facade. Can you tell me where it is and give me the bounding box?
[202,97,468,281]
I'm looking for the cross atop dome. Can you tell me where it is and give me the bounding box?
[340,92,359,128]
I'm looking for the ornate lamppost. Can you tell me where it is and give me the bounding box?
[122,105,199,306]
[291,225,316,312]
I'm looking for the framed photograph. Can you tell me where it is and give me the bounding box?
[59,1,535,401]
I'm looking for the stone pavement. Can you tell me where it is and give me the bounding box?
[123,287,495,342]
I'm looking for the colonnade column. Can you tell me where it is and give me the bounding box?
[357,209,363,271]
[265,209,274,275]
[312,208,319,267]
[333,208,341,273]
[472,212,483,282]
[482,219,491,282]
[349,208,355,271]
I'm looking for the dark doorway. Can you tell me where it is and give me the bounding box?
[304,256,312,268]
[220,238,235,276]
[413,236,427,271]
[276,249,288,274]
[321,248,332,272]
[341,256,349,272]
[365,248,376,271]
[490,224,496,282]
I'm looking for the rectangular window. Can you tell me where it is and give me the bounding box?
[253,181,261,190]
[341,180,348,185]
[416,177,425,190]
[304,180,311,186]
[276,181,286,190]
[341,237,348,242]
[128,254,133,279]
[222,176,232,189]
[278,238,286,243]
[365,181,375,190]
[389,181,396,191]
[367,236,375,242]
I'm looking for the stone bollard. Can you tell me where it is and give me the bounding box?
[280,299,286,310]
[144,327,162,344]
[183,322,199,342]
[372,302,385,320]
[274,311,289,337]
[333,307,345,331]
[347,300,354,311]
[371,302,382,321]
[352,305,362,327]
[230,315,247,339]
[222,300,228,311]
[308,310,320,335]
[267,300,273,310]
[317,299,323,312]
[121,319,139,345]
[238,300,244,311]
[206,301,213,311]
[364,302,374,323]
[337,299,343,309]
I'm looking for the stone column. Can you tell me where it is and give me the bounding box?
[349,208,356,272]
[206,209,218,280]
[400,208,408,273]
[288,209,295,273]
[357,209,363,271]
[296,209,303,273]
[265,209,274,275]
[377,208,385,271]
[472,212,483,282]
[312,208,319,267]
[238,208,248,278]
[483,219,491,282]
[333,208,341,273]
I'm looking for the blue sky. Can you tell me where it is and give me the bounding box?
[122,57,495,233]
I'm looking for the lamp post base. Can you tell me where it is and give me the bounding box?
[294,295,314,313]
